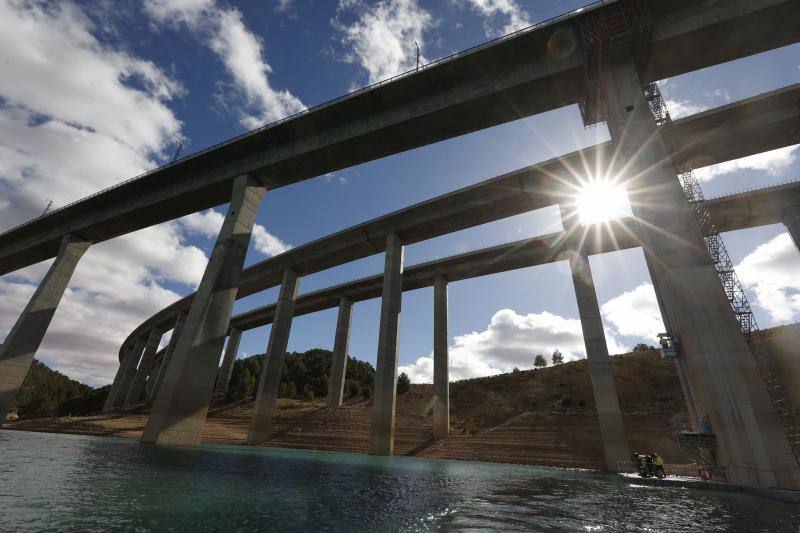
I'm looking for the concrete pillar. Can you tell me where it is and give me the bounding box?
[215,328,241,394]
[247,268,300,445]
[150,311,187,399]
[370,233,404,455]
[0,234,90,418]
[782,206,800,253]
[124,327,164,406]
[145,353,163,399]
[327,297,353,408]
[104,337,146,411]
[433,276,449,439]
[602,58,799,488]
[141,174,266,446]
[566,249,630,470]
[103,354,129,413]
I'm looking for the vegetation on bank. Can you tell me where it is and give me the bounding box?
[12,360,95,419]
[225,348,377,403]
[10,349,398,419]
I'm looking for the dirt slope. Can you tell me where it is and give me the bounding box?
[5,349,696,469]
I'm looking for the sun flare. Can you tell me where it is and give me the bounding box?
[575,181,632,226]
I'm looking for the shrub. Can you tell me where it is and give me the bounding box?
[396,372,411,394]
[361,386,372,399]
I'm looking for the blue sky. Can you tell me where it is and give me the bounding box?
[0,0,799,386]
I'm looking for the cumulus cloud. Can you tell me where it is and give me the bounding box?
[600,283,664,340]
[693,145,799,182]
[399,308,629,383]
[664,99,707,119]
[0,0,212,386]
[333,0,434,84]
[0,0,184,225]
[455,0,532,37]
[735,233,800,323]
[180,209,291,257]
[144,0,304,128]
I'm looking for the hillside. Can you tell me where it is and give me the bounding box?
[11,360,94,419]
[6,323,797,472]
[5,349,694,470]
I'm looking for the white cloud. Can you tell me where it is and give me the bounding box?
[693,145,799,182]
[180,209,291,258]
[0,0,215,387]
[665,99,707,120]
[735,233,800,323]
[399,308,628,383]
[333,0,434,84]
[600,283,664,340]
[144,0,304,128]
[455,0,532,37]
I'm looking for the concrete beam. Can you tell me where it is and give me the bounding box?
[215,328,241,395]
[150,311,187,400]
[0,234,90,418]
[247,268,300,445]
[370,233,404,456]
[602,58,799,489]
[327,298,353,408]
[122,82,800,358]
[141,175,266,446]
[124,327,164,406]
[2,0,797,277]
[433,276,449,439]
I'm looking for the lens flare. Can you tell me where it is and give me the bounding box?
[576,181,632,225]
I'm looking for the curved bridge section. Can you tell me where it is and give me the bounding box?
[2,0,800,490]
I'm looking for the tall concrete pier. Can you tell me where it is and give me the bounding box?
[601,58,799,488]
[783,206,800,253]
[215,328,241,394]
[150,311,187,399]
[432,276,449,438]
[105,337,145,411]
[327,297,354,408]
[0,235,90,417]
[124,328,164,406]
[370,233,404,455]
[141,175,266,445]
[247,268,300,445]
[566,249,630,470]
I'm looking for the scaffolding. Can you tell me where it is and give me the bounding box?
[578,0,654,126]
[644,82,800,462]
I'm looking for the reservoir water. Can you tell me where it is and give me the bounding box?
[1,430,798,532]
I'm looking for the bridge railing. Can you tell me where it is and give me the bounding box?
[0,1,611,239]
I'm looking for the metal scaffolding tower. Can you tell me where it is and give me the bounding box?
[645,81,800,461]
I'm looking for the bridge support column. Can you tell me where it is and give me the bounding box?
[247,268,300,444]
[124,327,164,406]
[327,297,353,408]
[433,276,449,439]
[602,59,799,488]
[215,328,241,394]
[0,234,90,418]
[141,174,266,446]
[150,311,187,399]
[567,250,629,470]
[105,337,145,412]
[782,206,800,253]
[145,355,163,399]
[370,233,404,455]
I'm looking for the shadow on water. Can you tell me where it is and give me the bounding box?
[1,430,798,532]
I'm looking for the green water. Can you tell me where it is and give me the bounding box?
[0,430,797,532]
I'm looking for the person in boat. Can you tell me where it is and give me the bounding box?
[652,452,666,478]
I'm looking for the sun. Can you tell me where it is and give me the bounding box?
[575,180,632,226]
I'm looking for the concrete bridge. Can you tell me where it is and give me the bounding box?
[2,0,800,491]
